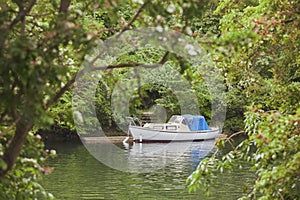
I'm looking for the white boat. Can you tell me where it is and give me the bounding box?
[128,115,219,142]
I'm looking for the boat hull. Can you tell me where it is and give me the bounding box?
[129,126,219,142]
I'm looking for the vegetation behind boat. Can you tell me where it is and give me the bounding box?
[0,0,299,199]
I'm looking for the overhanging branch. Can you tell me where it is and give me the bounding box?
[117,0,150,37]
[48,51,169,108]
[47,62,161,107]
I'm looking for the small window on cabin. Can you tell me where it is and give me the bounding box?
[174,118,181,123]
[166,125,177,130]
[168,116,177,123]
[184,117,193,125]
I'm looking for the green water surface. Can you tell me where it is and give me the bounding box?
[42,139,254,200]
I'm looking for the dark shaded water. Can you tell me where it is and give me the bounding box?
[42,139,255,200]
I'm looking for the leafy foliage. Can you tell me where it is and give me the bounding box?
[1,0,299,199]
[187,0,300,199]
[0,0,96,198]
[0,131,55,200]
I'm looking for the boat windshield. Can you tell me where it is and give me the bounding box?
[168,116,182,124]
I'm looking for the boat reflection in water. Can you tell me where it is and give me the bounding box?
[123,140,216,172]
[83,139,216,173]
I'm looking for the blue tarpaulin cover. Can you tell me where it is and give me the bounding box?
[183,114,211,131]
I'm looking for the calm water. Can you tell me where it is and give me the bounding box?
[42,139,255,200]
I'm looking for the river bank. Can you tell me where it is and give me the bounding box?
[38,125,126,142]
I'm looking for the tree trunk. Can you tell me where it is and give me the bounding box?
[59,0,71,13]
[0,119,33,178]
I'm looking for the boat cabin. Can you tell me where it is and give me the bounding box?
[143,115,211,132]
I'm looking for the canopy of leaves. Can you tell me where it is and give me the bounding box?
[0,0,219,198]
[0,0,299,199]
[187,0,300,199]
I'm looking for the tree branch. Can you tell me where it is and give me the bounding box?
[117,0,150,38]
[158,52,169,65]
[91,62,162,71]
[88,1,150,68]
[0,118,33,178]
[47,75,77,108]
[9,0,36,30]
[47,55,170,108]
